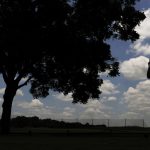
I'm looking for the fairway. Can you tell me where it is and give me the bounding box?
[0,133,150,150]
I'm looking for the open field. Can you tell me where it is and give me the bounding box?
[0,128,150,150]
[0,133,150,150]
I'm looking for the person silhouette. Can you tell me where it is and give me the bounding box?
[147,59,150,79]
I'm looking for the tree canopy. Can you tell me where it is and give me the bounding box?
[0,0,145,103]
[0,0,146,134]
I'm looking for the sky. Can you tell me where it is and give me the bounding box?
[1,0,150,126]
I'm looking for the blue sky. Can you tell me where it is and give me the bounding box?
[1,0,150,126]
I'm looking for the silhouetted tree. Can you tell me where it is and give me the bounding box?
[0,0,145,134]
[147,59,150,78]
[11,116,106,128]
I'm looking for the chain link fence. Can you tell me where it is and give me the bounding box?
[58,119,146,127]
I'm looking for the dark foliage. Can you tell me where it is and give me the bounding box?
[9,116,106,128]
[147,59,150,79]
[0,0,145,102]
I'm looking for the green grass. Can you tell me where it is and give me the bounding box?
[0,134,150,150]
[0,128,150,150]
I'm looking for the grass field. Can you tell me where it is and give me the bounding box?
[0,128,150,150]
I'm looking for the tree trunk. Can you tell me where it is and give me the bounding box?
[1,84,17,134]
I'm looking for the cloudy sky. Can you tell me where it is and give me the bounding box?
[1,0,150,126]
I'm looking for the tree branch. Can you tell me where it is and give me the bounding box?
[15,73,24,84]
[1,68,8,85]
[17,76,33,89]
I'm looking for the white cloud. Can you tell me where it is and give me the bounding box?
[27,107,54,119]
[131,9,150,55]
[99,70,110,77]
[80,108,110,119]
[119,112,142,119]
[61,107,76,119]
[61,112,73,118]
[16,99,77,119]
[79,99,111,119]
[16,99,58,119]
[30,99,44,108]
[16,89,24,96]
[55,93,73,102]
[55,80,119,103]
[0,88,5,94]
[100,80,119,95]
[98,80,119,104]
[0,88,24,96]
[120,56,149,80]
[64,107,75,113]
[136,9,150,40]
[20,77,28,83]
[0,97,3,113]
[107,96,117,101]
[80,99,106,109]
[13,107,54,119]
[0,98,3,103]
[18,99,43,109]
[123,80,150,117]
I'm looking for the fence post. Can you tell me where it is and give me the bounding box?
[107,119,109,127]
[143,119,144,128]
[76,118,78,123]
[125,119,127,127]
[92,119,93,125]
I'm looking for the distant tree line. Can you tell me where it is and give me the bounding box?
[0,116,106,128]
